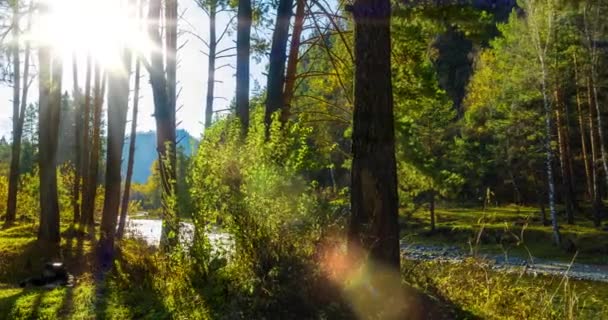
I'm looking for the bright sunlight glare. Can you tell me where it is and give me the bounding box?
[32,0,151,71]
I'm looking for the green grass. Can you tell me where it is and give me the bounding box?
[401,204,608,264]
[402,258,608,319]
[2,213,607,319]
[0,223,209,319]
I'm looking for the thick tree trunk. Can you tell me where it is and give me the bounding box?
[573,54,593,200]
[205,5,216,130]
[5,5,21,225]
[148,0,178,249]
[236,0,251,133]
[72,54,82,223]
[80,55,93,226]
[37,9,62,242]
[100,47,132,255]
[539,59,561,246]
[118,58,141,239]
[587,76,603,227]
[554,90,575,224]
[264,0,294,131]
[347,0,400,268]
[282,0,306,123]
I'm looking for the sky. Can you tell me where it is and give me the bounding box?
[0,0,267,140]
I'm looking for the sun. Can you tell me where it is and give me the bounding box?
[32,0,151,71]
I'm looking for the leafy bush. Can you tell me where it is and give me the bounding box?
[13,170,39,223]
[189,110,349,317]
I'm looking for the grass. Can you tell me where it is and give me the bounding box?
[0,223,209,319]
[401,204,608,264]
[1,212,607,319]
[401,258,608,319]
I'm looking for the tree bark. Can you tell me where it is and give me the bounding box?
[72,54,82,223]
[554,89,575,224]
[573,53,593,200]
[100,45,132,254]
[532,173,548,225]
[11,18,31,220]
[591,69,608,193]
[5,4,21,225]
[148,0,178,249]
[80,55,93,226]
[584,7,608,192]
[37,2,62,242]
[118,58,141,239]
[282,0,306,123]
[265,0,294,132]
[236,0,251,133]
[587,76,603,227]
[347,0,400,268]
[205,3,216,130]
[539,58,561,246]
[82,66,104,228]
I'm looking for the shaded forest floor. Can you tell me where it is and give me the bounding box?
[0,224,209,319]
[401,205,608,265]
[1,216,607,319]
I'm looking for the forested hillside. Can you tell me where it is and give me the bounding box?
[0,0,608,318]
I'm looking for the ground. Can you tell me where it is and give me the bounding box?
[401,204,608,264]
[0,224,208,319]
[1,206,608,319]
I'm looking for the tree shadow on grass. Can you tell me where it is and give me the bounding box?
[0,287,46,319]
[1,224,98,319]
[402,283,481,320]
[94,242,171,319]
[0,239,45,284]
[58,227,89,318]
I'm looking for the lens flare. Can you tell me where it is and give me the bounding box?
[317,238,429,319]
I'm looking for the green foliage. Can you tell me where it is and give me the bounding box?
[15,170,38,222]
[391,9,464,208]
[189,109,349,317]
[131,161,162,215]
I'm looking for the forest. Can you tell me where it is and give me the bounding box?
[0,0,608,318]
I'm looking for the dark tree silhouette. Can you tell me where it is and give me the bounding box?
[347,0,400,268]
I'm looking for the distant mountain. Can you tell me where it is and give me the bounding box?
[121,129,198,183]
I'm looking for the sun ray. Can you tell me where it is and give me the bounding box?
[31,0,152,72]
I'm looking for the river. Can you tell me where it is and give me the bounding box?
[125,218,608,282]
[124,218,233,251]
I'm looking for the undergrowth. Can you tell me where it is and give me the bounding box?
[402,258,608,319]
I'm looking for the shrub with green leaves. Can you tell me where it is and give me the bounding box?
[189,109,348,317]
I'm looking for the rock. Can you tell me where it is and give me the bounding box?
[19,262,74,289]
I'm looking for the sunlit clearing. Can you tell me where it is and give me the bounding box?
[317,240,426,319]
[32,0,151,71]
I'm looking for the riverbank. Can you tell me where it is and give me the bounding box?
[401,257,608,319]
[126,217,608,283]
[402,243,608,282]
[2,220,608,319]
[402,205,608,265]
